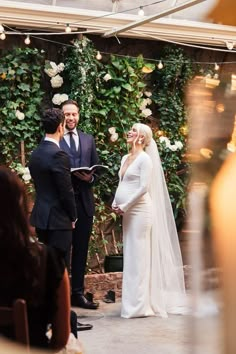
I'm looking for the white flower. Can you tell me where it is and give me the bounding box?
[15,110,25,120]
[175,141,183,150]
[159,136,170,146]
[50,74,63,88]
[44,61,59,77]
[57,63,65,72]
[50,61,58,71]
[22,169,31,182]
[108,127,116,134]
[60,94,69,103]
[146,98,152,105]
[82,39,87,47]
[141,108,152,117]
[168,145,178,151]
[103,73,112,82]
[44,68,58,77]
[15,164,26,175]
[110,133,118,142]
[139,99,148,110]
[52,93,69,105]
[144,91,152,97]
[52,94,62,105]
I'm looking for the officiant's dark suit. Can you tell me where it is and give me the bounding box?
[29,108,77,268]
[60,99,99,309]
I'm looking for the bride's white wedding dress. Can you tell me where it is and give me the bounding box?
[113,142,189,319]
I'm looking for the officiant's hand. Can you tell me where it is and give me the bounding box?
[73,171,94,182]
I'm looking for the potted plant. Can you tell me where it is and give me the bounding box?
[103,228,123,273]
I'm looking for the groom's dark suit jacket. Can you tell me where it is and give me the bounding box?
[29,140,77,230]
[60,130,99,217]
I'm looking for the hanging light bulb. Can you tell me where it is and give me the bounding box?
[158,60,163,69]
[0,23,4,33]
[24,35,31,45]
[65,24,72,33]
[0,32,6,40]
[138,6,144,16]
[214,62,220,71]
[96,51,102,60]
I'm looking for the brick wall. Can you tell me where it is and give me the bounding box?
[85,272,123,301]
[85,267,220,301]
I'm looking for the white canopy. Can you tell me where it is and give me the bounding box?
[0,0,236,49]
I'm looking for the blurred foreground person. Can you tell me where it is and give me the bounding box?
[0,166,71,351]
[187,77,236,352]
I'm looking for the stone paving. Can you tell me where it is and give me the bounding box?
[74,294,222,354]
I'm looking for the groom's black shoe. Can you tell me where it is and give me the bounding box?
[77,321,93,331]
[71,294,99,310]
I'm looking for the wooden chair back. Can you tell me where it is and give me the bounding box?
[0,298,30,352]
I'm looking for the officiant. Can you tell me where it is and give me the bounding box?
[60,99,100,310]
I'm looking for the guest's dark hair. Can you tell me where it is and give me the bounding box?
[41,108,65,134]
[0,166,41,305]
[61,99,79,112]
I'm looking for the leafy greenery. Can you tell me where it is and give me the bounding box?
[151,46,194,227]
[0,40,196,270]
[0,47,45,191]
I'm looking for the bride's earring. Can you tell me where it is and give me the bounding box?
[138,138,142,145]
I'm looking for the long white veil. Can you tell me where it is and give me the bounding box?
[145,139,188,317]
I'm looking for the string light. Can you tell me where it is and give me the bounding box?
[214,63,220,71]
[65,24,72,33]
[157,60,163,69]
[24,35,31,45]
[96,51,102,60]
[0,32,6,40]
[225,41,235,50]
[138,6,145,16]
[0,23,4,33]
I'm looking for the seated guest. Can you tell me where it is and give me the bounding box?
[0,166,71,351]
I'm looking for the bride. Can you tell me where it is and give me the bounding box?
[112,123,188,318]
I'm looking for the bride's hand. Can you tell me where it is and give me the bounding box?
[112,206,124,215]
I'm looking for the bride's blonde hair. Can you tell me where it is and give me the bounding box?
[133,123,153,147]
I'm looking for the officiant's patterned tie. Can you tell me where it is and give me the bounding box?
[69,131,79,167]
[69,131,77,155]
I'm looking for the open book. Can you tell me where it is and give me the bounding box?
[71,164,109,175]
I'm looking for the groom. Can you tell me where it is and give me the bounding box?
[29,107,77,267]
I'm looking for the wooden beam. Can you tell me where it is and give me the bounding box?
[103,0,207,38]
